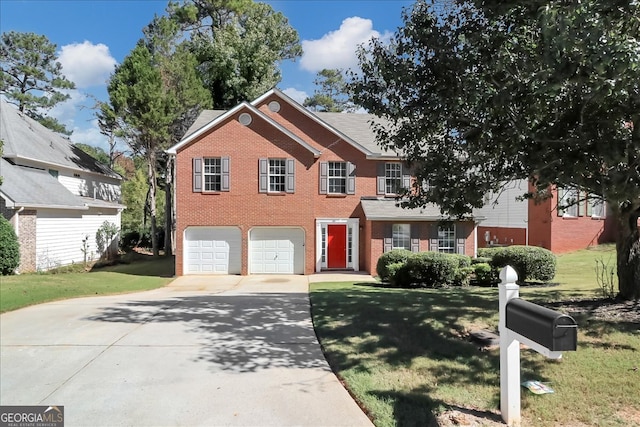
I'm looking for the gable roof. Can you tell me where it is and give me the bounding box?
[253,88,399,158]
[0,159,87,209]
[167,101,322,157]
[172,88,401,159]
[0,100,121,179]
[0,158,126,210]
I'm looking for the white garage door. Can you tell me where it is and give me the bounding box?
[184,227,241,274]
[250,228,304,274]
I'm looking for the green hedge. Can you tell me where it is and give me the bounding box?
[376,249,413,282]
[0,216,20,275]
[486,245,556,282]
[394,252,463,288]
[473,262,499,286]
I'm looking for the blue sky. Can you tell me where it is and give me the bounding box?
[0,0,413,151]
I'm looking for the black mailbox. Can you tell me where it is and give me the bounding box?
[506,298,577,352]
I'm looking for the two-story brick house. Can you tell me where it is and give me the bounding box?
[167,89,481,276]
[473,180,617,253]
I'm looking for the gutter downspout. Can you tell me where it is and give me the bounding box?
[11,206,24,236]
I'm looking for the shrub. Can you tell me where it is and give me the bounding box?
[489,245,556,282]
[449,254,472,268]
[471,256,492,265]
[401,252,459,288]
[376,249,413,282]
[473,263,499,286]
[477,247,502,259]
[0,216,20,275]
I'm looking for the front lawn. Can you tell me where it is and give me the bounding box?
[0,255,174,313]
[310,246,640,427]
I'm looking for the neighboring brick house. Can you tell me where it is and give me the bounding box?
[473,180,616,253]
[167,89,481,276]
[0,100,125,272]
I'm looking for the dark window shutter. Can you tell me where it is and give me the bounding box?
[377,162,386,195]
[259,158,268,193]
[456,238,465,255]
[430,239,439,252]
[193,158,202,192]
[383,223,393,252]
[347,162,356,195]
[221,156,230,191]
[411,224,420,252]
[319,162,328,194]
[286,158,295,193]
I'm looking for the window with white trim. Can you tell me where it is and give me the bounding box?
[589,196,606,218]
[392,224,411,250]
[204,158,222,192]
[328,161,347,194]
[385,163,402,195]
[438,224,455,253]
[268,159,286,192]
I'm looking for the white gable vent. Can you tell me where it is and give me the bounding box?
[268,101,281,112]
[238,113,252,126]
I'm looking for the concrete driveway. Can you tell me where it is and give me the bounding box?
[0,274,374,426]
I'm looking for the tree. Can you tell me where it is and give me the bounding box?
[108,16,211,257]
[351,0,640,299]
[169,0,302,108]
[304,69,354,112]
[0,31,75,134]
[96,101,123,169]
[74,143,110,166]
[108,43,170,257]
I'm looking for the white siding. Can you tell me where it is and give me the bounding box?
[58,173,121,202]
[36,208,121,270]
[473,180,529,228]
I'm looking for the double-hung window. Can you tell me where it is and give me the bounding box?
[269,159,286,192]
[377,162,409,196]
[392,224,411,250]
[259,158,295,193]
[589,196,606,218]
[328,162,347,194]
[193,157,230,192]
[385,163,402,195]
[319,161,355,195]
[203,158,222,192]
[558,187,580,217]
[438,224,455,253]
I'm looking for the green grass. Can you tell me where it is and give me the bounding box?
[310,245,640,427]
[0,255,174,313]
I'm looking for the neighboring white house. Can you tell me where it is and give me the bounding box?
[0,100,125,272]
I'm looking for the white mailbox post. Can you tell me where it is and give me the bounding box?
[498,266,577,426]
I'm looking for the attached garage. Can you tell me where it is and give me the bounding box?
[249,227,305,274]
[184,227,241,274]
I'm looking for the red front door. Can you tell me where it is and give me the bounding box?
[327,224,347,268]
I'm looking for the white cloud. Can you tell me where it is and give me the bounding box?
[69,121,109,152]
[58,41,117,88]
[300,17,390,73]
[47,89,87,130]
[282,88,308,105]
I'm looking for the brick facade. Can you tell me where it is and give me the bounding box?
[172,92,481,276]
[528,190,616,253]
[1,198,37,272]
